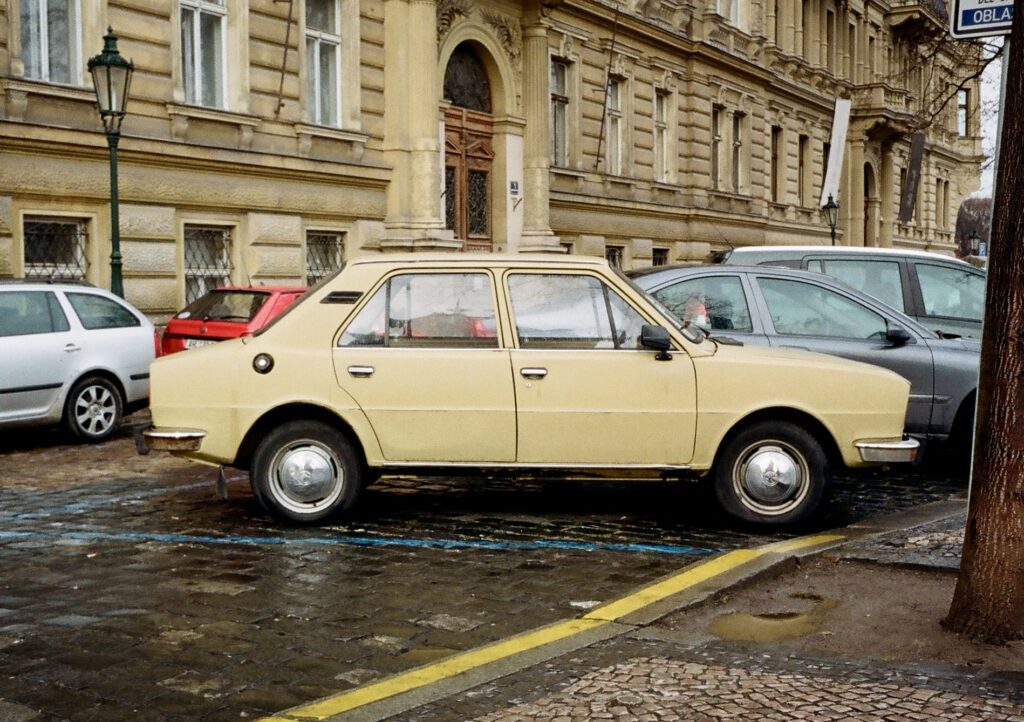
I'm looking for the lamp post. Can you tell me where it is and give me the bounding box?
[88,28,133,298]
[970,230,981,256]
[822,194,839,247]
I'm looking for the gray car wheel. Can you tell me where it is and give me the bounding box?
[64,376,123,442]
[714,421,829,525]
[251,420,362,524]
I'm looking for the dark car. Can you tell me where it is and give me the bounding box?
[160,286,306,355]
[713,246,986,339]
[630,264,979,452]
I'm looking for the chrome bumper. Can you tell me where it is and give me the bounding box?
[855,437,920,463]
[139,427,206,453]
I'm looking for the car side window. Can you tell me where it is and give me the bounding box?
[807,258,905,311]
[651,276,753,332]
[915,263,985,322]
[66,293,141,330]
[759,278,887,339]
[0,291,69,337]
[338,273,498,348]
[508,274,645,350]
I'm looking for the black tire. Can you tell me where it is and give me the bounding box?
[63,376,123,442]
[250,420,362,524]
[713,421,829,526]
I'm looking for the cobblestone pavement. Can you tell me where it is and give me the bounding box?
[0,422,968,721]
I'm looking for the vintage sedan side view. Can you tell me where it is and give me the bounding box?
[141,255,918,526]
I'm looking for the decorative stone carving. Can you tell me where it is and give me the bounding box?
[480,10,522,61]
[436,0,471,42]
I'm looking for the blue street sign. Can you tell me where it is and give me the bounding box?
[951,0,1013,38]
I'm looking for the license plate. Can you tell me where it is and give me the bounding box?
[184,338,216,349]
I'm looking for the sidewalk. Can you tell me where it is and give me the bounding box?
[266,500,1024,722]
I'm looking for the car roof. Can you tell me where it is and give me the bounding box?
[633,263,939,338]
[345,253,610,269]
[723,245,979,268]
[0,278,96,289]
[210,286,308,293]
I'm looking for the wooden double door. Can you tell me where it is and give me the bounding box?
[444,107,493,252]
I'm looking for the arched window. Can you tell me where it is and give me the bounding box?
[443,44,491,113]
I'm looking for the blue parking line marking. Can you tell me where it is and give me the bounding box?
[0,528,719,556]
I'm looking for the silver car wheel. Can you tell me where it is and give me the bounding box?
[730,439,810,517]
[73,383,118,437]
[267,438,346,515]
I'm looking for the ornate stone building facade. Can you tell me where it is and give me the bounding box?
[0,0,982,318]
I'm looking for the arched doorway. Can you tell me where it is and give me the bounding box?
[864,162,879,247]
[443,44,494,252]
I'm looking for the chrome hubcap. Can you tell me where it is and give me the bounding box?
[269,440,344,513]
[733,441,808,515]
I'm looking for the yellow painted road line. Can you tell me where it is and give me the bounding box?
[282,618,606,720]
[260,532,847,722]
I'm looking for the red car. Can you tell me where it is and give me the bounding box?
[160,286,306,355]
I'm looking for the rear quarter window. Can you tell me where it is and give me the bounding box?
[66,293,141,330]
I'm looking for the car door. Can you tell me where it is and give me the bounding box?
[332,271,516,463]
[0,290,73,422]
[647,272,771,347]
[63,291,152,394]
[505,271,697,466]
[752,274,937,436]
[802,256,909,317]
[909,261,986,339]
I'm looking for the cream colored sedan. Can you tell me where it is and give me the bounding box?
[142,255,918,526]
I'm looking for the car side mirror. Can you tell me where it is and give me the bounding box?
[886,323,912,346]
[641,324,673,361]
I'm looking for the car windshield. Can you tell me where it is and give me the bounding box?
[613,267,707,344]
[178,290,270,322]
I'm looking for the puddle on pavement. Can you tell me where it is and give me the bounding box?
[710,593,838,643]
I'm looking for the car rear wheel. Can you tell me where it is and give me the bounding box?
[250,420,362,524]
[64,376,123,442]
[714,421,829,525]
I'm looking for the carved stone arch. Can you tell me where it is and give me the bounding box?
[439,23,518,117]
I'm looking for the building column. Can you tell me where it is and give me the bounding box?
[879,144,895,247]
[519,22,561,252]
[845,139,865,246]
[380,0,458,251]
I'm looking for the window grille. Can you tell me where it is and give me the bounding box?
[605,246,623,269]
[184,225,232,303]
[23,217,88,279]
[652,248,669,266]
[306,231,343,285]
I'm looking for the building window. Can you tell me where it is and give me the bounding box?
[605,245,623,269]
[306,231,343,285]
[801,0,812,60]
[551,59,569,167]
[180,0,226,107]
[652,248,669,266]
[847,21,857,81]
[606,78,623,175]
[798,134,809,207]
[957,89,969,136]
[770,126,782,203]
[20,0,81,84]
[184,225,232,303]
[826,10,836,72]
[23,217,88,279]
[711,106,722,190]
[654,90,669,182]
[305,0,341,126]
[731,112,745,193]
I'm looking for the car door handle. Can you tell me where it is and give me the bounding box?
[64,344,81,353]
[347,365,374,378]
[520,367,548,380]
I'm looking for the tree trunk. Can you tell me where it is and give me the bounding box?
[944,7,1024,643]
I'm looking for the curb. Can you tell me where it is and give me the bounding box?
[258,499,967,722]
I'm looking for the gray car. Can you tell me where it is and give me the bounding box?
[0,281,155,441]
[629,265,979,451]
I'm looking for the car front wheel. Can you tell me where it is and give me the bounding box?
[250,420,362,524]
[64,376,123,442]
[714,421,829,526]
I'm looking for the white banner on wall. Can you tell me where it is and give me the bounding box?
[819,98,851,208]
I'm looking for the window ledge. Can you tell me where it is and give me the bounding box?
[2,78,95,122]
[166,103,262,148]
[551,166,587,178]
[294,123,368,160]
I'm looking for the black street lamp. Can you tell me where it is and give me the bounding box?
[822,194,839,247]
[969,230,981,256]
[88,28,133,298]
